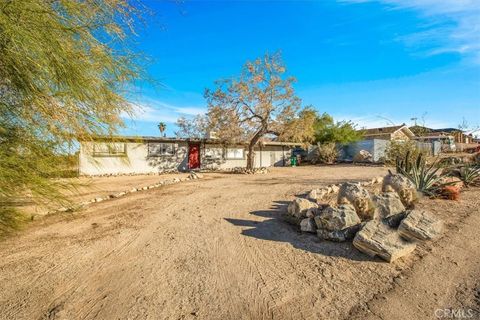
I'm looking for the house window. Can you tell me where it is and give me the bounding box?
[204,147,223,160]
[148,142,176,157]
[92,142,126,157]
[225,147,245,160]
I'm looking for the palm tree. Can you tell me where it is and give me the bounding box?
[158,122,166,137]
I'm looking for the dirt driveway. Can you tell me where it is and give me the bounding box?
[0,165,479,320]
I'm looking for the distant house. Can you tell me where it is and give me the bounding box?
[338,124,417,163]
[410,126,474,144]
[79,136,299,175]
[361,124,416,141]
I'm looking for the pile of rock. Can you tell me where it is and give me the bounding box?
[81,168,180,177]
[285,172,443,262]
[231,167,269,174]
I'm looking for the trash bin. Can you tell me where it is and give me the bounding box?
[290,156,297,167]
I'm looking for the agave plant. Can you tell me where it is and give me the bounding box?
[396,152,455,197]
[458,165,480,187]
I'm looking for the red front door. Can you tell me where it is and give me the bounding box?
[188,144,200,169]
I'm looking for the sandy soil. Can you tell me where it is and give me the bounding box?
[0,165,479,320]
[19,173,190,216]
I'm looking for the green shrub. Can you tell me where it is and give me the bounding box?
[386,140,424,166]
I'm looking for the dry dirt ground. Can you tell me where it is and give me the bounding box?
[0,165,479,320]
[19,173,191,216]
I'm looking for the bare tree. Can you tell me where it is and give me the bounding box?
[175,115,209,139]
[205,53,301,169]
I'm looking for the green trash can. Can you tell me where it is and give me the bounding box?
[290,156,297,167]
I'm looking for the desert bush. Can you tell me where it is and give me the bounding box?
[396,152,454,197]
[385,140,424,165]
[315,143,338,164]
[457,165,480,187]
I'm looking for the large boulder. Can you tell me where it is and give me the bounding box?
[337,183,375,220]
[353,150,373,163]
[372,192,406,227]
[300,218,317,233]
[353,220,417,262]
[287,198,318,219]
[382,173,418,208]
[314,204,361,231]
[398,209,443,242]
[307,188,328,203]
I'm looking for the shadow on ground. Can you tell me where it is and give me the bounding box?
[225,201,378,262]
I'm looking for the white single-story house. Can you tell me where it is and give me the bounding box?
[79,136,299,175]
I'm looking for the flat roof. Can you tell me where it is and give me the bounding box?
[81,135,301,147]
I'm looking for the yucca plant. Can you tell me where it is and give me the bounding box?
[396,152,455,197]
[458,165,480,187]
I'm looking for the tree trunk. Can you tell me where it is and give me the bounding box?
[246,129,264,170]
[247,143,255,170]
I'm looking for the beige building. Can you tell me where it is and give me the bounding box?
[360,124,416,141]
[79,136,298,175]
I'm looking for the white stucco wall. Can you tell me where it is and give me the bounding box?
[79,141,189,175]
[79,141,293,175]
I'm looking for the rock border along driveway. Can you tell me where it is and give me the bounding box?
[48,172,204,215]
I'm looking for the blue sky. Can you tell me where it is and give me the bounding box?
[123,0,480,137]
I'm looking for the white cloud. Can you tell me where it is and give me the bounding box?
[123,99,207,123]
[340,0,480,63]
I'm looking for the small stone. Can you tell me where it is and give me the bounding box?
[398,209,443,242]
[95,198,103,202]
[300,218,317,233]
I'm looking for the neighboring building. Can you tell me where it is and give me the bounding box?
[79,136,298,175]
[360,124,415,141]
[433,128,474,144]
[410,126,474,144]
[340,124,443,162]
[340,124,416,163]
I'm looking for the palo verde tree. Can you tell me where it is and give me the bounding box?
[0,0,144,233]
[314,113,363,144]
[205,53,301,170]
